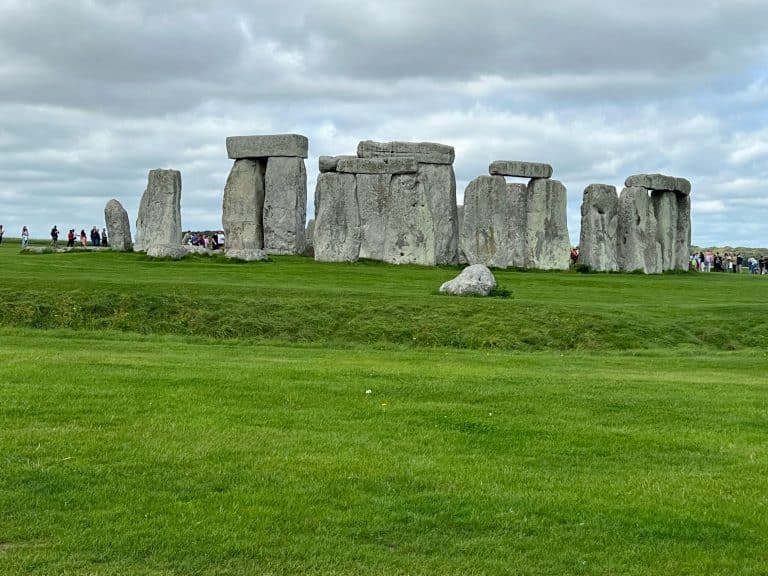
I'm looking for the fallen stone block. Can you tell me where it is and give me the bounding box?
[226,134,308,159]
[439,264,496,296]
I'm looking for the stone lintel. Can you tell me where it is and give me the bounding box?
[489,161,553,179]
[226,134,308,159]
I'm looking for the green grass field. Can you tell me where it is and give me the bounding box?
[1,241,767,575]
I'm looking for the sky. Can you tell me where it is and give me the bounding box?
[1,0,767,247]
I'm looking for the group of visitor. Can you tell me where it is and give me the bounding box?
[58,226,108,248]
[184,231,225,250]
[691,251,768,274]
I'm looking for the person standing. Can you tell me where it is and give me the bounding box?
[90,226,100,246]
[101,228,108,247]
[0,224,4,244]
[50,225,59,247]
[67,228,75,247]
[21,226,29,249]
[79,229,87,247]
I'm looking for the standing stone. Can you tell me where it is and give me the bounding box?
[507,183,528,268]
[579,184,619,272]
[383,174,435,265]
[357,173,392,261]
[222,158,266,260]
[304,218,315,256]
[313,172,360,262]
[651,190,678,271]
[460,176,513,268]
[104,199,133,252]
[617,187,661,273]
[674,193,691,270]
[134,169,182,252]
[525,179,570,270]
[264,157,307,255]
[417,163,459,265]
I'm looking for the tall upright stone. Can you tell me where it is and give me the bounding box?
[579,184,619,272]
[617,187,661,273]
[526,179,570,270]
[264,157,307,255]
[104,199,133,252]
[356,173,393,261]
[134,169,182,252]
[418,163,459,265]
[313,172,360,262]
[222,158,266,259]
[459,176,513,268]
[383,174,435,265]
[507,183,528,268]
[651,190,678,271]
[674,193,691,270]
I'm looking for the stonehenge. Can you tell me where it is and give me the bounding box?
[459,161,569,270]
[222,134,308,259]
[104,199,133,252]
[578,174,692,272]
[134,169,182,253]
[313,140,459,266]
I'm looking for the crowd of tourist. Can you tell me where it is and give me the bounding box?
[691,251,768,274]
[183,231,225,250]
[0,224,108,248]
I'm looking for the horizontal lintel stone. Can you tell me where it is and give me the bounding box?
[624,173,690,195]
[489,161,553,179]
[336,157,419,174]
[357,140,454,164]
[319,155,356,173]
[226,134,308,159]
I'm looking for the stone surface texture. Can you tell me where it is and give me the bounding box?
[617,187,661,273]
[459,176,514,268]
[489,161,553,179]
[336,157,418,175]
[624,173,684,194]
[357,140,454,164]
[382,174,435,265]
[417,163,459,265]
[356,173,392,261]
[578,184,619,272]
[104,198,133,252]
[134,169,182,252]
[146,243,187,259]
[525,178,570,270]
[226,134,308,159]
[319,155,356,173]
[674,193,692,270]
[313,172,361,262]
[651,190,678,271]
[224,248,268,261]
[263,157,307,255]
[222,159,266,255]
[439,265,497,297]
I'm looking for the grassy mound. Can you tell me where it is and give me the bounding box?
[0,243,766,350]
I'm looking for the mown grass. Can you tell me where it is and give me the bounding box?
[1,330,767,575]
[1,241,767,574]
[0,241,766,350]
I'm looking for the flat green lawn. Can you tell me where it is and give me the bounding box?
[1,242,767,574]
[1,330,767,575]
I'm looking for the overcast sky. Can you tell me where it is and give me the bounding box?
[1,0,767,246]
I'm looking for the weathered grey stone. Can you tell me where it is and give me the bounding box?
[146,243,187,259]
[226,134,308,159]
[651,190,678,271]
[336,157,418,174]
[356,173,391,261]
[674,194,691,270]
[222,159,265,254]
[104,198,133,252]
[417,163,459,265]
[319,155,356,173]
[305,219,315,249]
[184,245,214,256]
[675,177,692,196]
[617,187,661,273]
[507,183,528,268]
[225,248,268,261]
[578,184,619,272]
[382,174,435,265]
[459,176,513,268]
[439,264,496,297]
[489,161,553,179]
[134,169,182,252]
[313,172,361,262]
[357,140,455,164]
[624,173,679,193]
[525,179,570,270]
[263,157,307,255]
